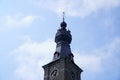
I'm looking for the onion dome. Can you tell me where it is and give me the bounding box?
[60,21,67,29]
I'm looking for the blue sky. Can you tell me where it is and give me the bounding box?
[0,0,120,80]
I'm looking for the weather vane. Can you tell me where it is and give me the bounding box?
[63,12,65,22]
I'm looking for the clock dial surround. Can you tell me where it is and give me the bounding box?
[50,69,59,79]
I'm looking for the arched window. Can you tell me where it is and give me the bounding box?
[69,53,74,61]
[54,52,59,59]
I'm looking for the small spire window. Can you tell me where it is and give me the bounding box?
[54,52,59,59]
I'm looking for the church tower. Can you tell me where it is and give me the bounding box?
[43,13,83,80]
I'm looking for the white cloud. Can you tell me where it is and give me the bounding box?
[34,0,120,18]
[12,38,55,80]
[0,14,45,31]
[74,53,102,73]
[12,37,120,80]
[74,37,120,77]
[4,15,39,29]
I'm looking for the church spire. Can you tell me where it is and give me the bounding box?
[60,12,67,29]
[53,13,74,61]
[63,12,65,22]
[43,14,83,80]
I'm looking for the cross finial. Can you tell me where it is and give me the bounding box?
[60,12,67,28]
[63,12,65,22]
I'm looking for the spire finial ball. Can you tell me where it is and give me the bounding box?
[60,12,67,28]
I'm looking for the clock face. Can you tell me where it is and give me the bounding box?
[50,69,58,79]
